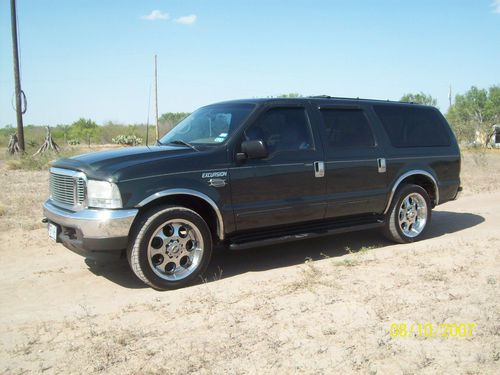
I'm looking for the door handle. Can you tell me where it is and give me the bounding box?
[377,158,386,173]
[314,161,325,178]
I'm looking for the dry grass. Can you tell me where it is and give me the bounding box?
[460,149,500,195]
[0,169,48,231]
[0,144,119,171]
[0,144,117,231]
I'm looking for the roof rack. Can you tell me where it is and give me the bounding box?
[308,95,332,99]
[307,95,414,104]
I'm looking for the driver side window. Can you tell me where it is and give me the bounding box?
[245,107,313,154]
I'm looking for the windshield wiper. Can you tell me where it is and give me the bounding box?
[167,139,198,151]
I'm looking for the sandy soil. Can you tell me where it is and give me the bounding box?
[0,152,499,374]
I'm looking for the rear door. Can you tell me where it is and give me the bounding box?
[229,103,327,231]
[315,105,388,218]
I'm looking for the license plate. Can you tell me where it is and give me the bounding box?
[48,223,58,241]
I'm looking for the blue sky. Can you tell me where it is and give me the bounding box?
[1,0,499,126]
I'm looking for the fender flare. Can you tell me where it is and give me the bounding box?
[136,188,225,240]
[383,170,439,214]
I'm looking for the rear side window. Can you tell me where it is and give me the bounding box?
[374,106,450,147]
[320,109,375,148]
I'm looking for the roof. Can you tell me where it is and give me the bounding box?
[210,96,432,108]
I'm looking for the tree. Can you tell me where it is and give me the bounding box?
[159,112,190,125]
[69,118,99,145]
[446,85,500,146]
[60,124,70,144]
[400,92,437,106]
[159,112,190,133]
[486,85,500,126]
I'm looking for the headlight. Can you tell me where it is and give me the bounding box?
[87,180,122,209]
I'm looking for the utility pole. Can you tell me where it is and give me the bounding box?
[154,54,159,142]
[10,0,25,151]
[448,85,452,108]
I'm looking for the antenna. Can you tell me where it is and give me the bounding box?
[145,83,151,147]
[154,54,159,143]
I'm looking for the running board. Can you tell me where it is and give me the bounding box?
[228,219,384,250]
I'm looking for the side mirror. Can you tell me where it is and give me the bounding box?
[239,139,268,160]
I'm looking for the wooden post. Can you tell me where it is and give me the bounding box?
[33,126,60,156]
[10,0,25,152]
[8,134,21,154]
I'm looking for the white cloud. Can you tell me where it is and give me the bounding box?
[175,14,197,25]
[141,10,169,21]
[492,0,500,13]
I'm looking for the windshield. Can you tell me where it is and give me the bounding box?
[160,103,255,146]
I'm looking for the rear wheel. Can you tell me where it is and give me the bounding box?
[383,184,431,243]
[128,206,213,290]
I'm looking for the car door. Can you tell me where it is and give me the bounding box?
[229,103,327,231]
[314,104,388,218]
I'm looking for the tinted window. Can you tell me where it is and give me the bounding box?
[374,105,450,147]
[320,109,375,148]
[245,108,313,153]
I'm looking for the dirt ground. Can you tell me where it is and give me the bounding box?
[0,151,499,374]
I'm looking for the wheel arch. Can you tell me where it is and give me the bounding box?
[384,170,439,214]
[135,189,224,241]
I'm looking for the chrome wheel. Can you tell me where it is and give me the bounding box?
[398,192,428,238]
[147,219,204,281]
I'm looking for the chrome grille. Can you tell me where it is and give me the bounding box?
[49,168,86,208]
[76,177,86,204]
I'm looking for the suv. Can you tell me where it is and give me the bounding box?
[43,97,461,290]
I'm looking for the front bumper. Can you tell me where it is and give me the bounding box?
[43,199,138,253]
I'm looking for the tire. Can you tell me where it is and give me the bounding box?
[127,205,213,290]
[383,184,432,244]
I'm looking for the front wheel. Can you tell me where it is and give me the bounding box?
[383,184,431,243]
[128,206,213,290]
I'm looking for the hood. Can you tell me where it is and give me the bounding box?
[51,145,197,181]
